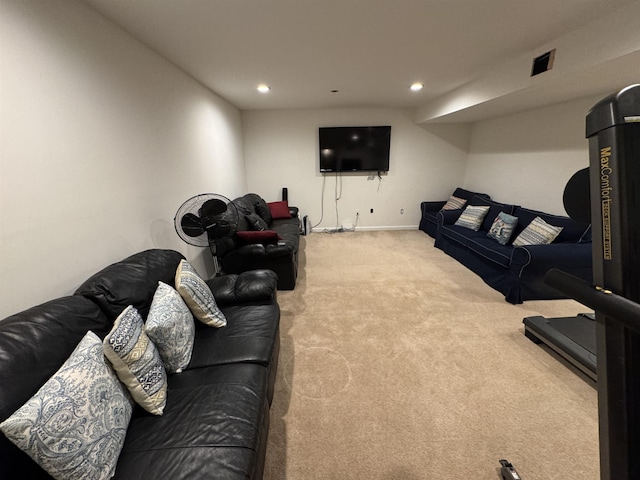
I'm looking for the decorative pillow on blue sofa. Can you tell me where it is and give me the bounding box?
[512,216,564,246]
[104,306,168,415]
[0,331,134,480]
[146,282,195,374]
[454,205,490,231]
[487,212,519,245]
[441,195,467,211]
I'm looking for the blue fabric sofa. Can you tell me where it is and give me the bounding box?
[433,195,592,304]
[419,187,490,238]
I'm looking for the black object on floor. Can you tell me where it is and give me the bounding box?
[523,313,597,381]
[499,459,522,480]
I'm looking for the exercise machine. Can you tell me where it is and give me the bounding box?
[523,312,596,380]
[522,84,640,480]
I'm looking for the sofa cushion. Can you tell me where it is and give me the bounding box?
[0,296,112,423]
[244,193,273,225]
[104,306,168,415]
[75,249,186,319]
[0,296,113,480]
[245,212,269,231]
[268,200,291,219]
[236,230,281,244]
[188,303,280,369]
[454,205,490,231]
[487,212,519,245]
[452,187,489,202]
[145,282,195,374]
[206,270,278,308]
[175,260,227,328]
[513,216,563,246]
[466,236,513,268]
[439,224,485,248]
[0,331,134,480]
[470,196,517,232]
[115,363,269,480]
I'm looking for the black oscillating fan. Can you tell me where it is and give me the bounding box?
[174,194,239,271]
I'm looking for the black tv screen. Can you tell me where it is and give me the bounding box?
[319,126,391,172]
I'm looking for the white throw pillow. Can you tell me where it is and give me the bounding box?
[175,260,227,328]
[145,281,195,373]
[103,306,167,415]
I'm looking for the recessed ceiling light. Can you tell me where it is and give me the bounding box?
[410,82,424,92]
[257,84,271,93]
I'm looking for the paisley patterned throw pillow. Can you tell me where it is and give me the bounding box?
[145,282,195,374]
[0,331,134,480]
[104,306,168,415]
[175,260,227,328]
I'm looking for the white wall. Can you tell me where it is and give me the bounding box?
[0,0,246,318]
[242,108,470,231]
[463,96,600,214]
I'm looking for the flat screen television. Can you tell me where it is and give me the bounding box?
[319,125,391,172]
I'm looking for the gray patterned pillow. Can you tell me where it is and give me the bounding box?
[512,216,564,246]
[0,331,134,480]
[145,282,195,373]
[104,306,168,415]
[175,260,227,328]
[454,205,490,231]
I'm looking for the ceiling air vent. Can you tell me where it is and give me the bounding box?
[531,49,556,77]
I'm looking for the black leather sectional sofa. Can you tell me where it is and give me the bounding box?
[0,249,280,480]
[216,193,301,290]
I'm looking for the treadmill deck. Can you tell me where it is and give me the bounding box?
[523,313,597,381]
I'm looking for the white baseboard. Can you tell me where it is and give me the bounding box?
[310,225,419,233]
[355,225,419,231]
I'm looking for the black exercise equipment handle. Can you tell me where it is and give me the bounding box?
[545,268,640,334]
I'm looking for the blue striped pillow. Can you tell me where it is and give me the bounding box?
[454,205,490,231]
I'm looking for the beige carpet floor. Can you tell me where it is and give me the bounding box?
[263,230,599,480]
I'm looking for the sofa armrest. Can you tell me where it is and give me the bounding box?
[234,242,294,258]
[421,200,446,213]
[206,269,278,307]
[437,209,464,226]
[510,242,593,274]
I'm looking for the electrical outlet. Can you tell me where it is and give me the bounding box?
[370,208,374,213]
[400,208,404,214]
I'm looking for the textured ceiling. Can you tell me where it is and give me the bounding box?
[81,0,638,119]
